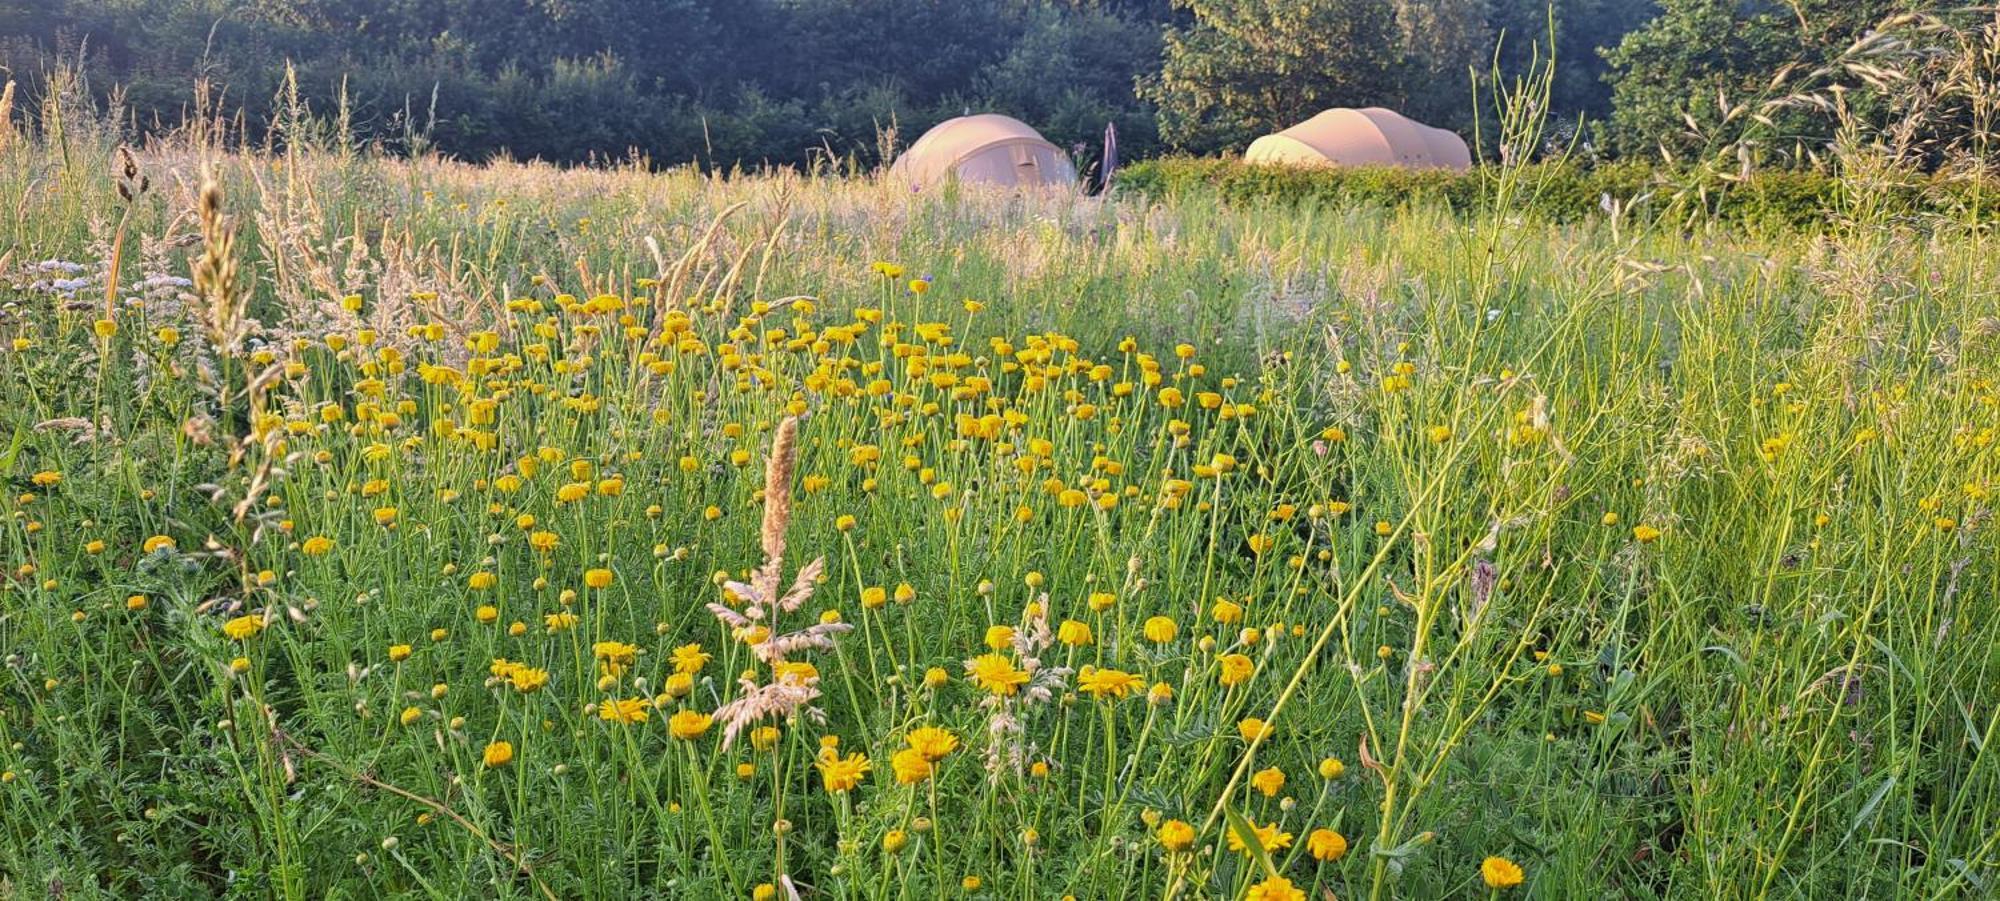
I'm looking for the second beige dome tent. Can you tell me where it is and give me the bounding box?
[1244,108,1471,172]
[889,114,1078,190]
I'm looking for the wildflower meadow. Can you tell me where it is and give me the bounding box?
[1,126,1997,899]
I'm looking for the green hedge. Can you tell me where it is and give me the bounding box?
[1113,157,1997,228]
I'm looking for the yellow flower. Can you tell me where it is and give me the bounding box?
[967,653,1030,696]
[983,624,1016,650]
[1237,718,1273,742]
[1057,619,1093,645]
[669,710,713,740]
[1157,819,1196,852]
[1250,766,1285,797]
[222,615,266,641]
[584,568,614,589]
[545,612,578,633]
[890,747,933,784]
[906,726,959,760]
[388,644,412,662]
[1218,653,1254,686]
[600,698,651,725]
[1307,828,1348,861]
[1481,856,1524,889]
[1317,757,1345,779]
[506,666,549,693]
[143,535,176,554]
[482,741,514,768]
[671,643,711,675]
[1245,875,1305,901]
[1076,666,1143,700]
[399,706,422,727]
[1142,616,1178,643]
[1632,524,1662,543]
[30,470,61,487]
[815,750,870,793]
[1225,819,1292,855]
[301,535,335,556]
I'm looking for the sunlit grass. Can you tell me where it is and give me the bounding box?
[0,139,1995,900]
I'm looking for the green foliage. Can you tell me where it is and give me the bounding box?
[1601,0,1906,159]
[1143,0,1405,152]
[1143,0,1655,155]
[1115,155,1997,227]
[0,0,1171,168]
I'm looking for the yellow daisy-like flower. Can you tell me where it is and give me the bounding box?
[1245,875,1305,901]
[1224,819,1292,856]
[599,697,650,725]
[966,653,1029,696]
[1307,828,1348,862]
[1481,856,1524,889]
[668,709,713,740]
[222,615,266,641]
[1076,666,1143,700]
[905,726,959,761]
[815,750,870,793]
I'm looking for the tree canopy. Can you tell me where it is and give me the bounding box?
[0,0,1979,169]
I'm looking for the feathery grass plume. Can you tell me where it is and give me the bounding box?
[192,166,246,354]
[103,146,150,320]
[711,414,851,749]
[0,80,15,151]
[761,414,797,562]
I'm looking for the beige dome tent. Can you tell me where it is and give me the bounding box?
[1244,108,1471,172]
[889,114,1078,189]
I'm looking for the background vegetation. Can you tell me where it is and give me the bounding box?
[6,1,1985,172]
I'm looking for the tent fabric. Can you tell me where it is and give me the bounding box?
[1244,108,1471,172]
[889,114,1078,189]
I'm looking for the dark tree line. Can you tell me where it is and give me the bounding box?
[0,0,1977,169]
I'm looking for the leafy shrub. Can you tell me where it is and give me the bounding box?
[1115,156,1996,228]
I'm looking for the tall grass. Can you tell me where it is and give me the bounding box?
[0,105,1994,901]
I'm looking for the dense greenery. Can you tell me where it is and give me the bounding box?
[1115,156,1999,227]
[1142,0,1651,153]
[7,1,1987,169]
[0,0,1174,170]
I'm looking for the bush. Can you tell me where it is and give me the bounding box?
[1114,156,1996,228]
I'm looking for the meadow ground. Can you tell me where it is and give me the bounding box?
[0,140,1996,900]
